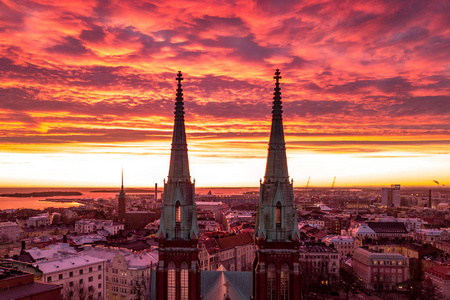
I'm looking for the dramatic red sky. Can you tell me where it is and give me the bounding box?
[0,0,449,188]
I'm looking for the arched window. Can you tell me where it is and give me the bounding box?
[175,202,181,224]
[167,261,176,300]
[267,263,276,300]
[276,202,281,228]
[280,263,290,300]
[180,262,189,300]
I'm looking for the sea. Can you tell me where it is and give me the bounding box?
[0,187,259,210]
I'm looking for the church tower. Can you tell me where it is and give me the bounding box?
[156,71,200,300]
[118,169,126,221]
[253,69,301,300]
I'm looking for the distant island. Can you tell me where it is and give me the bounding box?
[0,191,82,198]
[91,189,161,193]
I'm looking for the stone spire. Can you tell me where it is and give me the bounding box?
[168,71,190,182]
[264,69,289,183]
[158,71,196,241]
[118,168,126,221]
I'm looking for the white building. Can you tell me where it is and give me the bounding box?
[75,219,124,235]
[26,243,77,261]
[82,245,158,300]
[323,235,355,255]
[0,221,20,243]
[27,213,51,227]
[349,224,376,240]
[35,254,106,299]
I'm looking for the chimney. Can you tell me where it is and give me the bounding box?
[21,240,26,254]
[429,189,432,208]
[155,183,158,202]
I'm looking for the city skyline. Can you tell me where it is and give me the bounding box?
[0,1,449,188]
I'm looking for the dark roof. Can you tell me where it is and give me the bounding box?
[0,282,61,298]
[214,233,253,250]
[366,222,408,233]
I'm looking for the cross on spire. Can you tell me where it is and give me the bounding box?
[273,69,282,83]
[176,71,183,85]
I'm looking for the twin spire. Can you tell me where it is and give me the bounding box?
[168,71,190,182]
[264,68,289,183]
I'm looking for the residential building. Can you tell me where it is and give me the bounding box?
[199,232,254,271]
[425,264,450,299]
[299,244,340,285]
[75,219,124,235]
[27,214,51,227]
[322,235,355,255]
[35,254,106,299]
[0,221,20,243]
[82,246,158,300]
[353,247,409,291]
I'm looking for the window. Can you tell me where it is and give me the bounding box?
[59,274,63,280]
[80,269,84,275]
[89,267,93,272]
[89,276,93,282]
[47,276,52,283]
[167,261,176,300]
[176,202,181,224]
[69,271,73,277]
[79,279,83,284]
[98,274,102,280]
[69,281,74,287]
[181,262,189,300]
[98,283,101,289]
[267,264,276,300]
[98,265,102,270]
[276,203,281,228]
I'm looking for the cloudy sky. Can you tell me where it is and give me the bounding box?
[0,0,449,187]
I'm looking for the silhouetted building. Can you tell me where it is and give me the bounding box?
[118,170,126,221]
[156,72,201,300]
[382,184,401,207]
[253,70,301,300]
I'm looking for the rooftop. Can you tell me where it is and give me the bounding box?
[34,255,105,274]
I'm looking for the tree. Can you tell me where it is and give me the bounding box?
[61,281,99,300]
[130,271,151,300]
[340,267,356,300]
[420,278,442,300]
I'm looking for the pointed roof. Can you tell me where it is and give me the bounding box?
[119,168,125,199]
[264,69,289,182]
[168,71,190,181]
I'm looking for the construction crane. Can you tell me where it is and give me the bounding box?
[331,176,336,189]
[305,177,310,189]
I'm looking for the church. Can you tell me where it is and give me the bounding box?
[150,69,301,300]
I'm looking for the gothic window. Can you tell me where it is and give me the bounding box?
[267,263,276,300]
[167,261,176,300]
[180,261,189,300]
[280,263,290,300]
[276,202,281,228]
[176,202,181,224]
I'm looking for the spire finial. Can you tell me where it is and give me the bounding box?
[175,71,185,119]
[272,69,282,116]
[121,168,124,189]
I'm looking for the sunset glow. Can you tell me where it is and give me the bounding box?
[0,0,449,187]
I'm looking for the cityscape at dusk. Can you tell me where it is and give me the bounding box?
[0,0,448,187]
[0,1,449,300]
